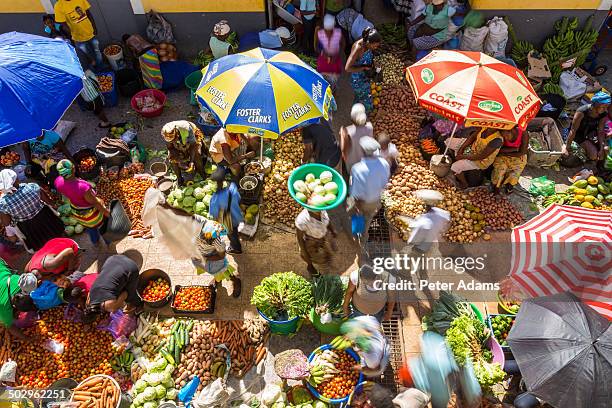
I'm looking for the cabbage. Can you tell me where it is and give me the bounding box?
[162,377,174,389]
[174,190,184,201]
[66,217,78,226]
[313,185,326,195]
[202,195,212,206]
[58,204,71,216]
[167,191,176,201]
[324,182,338,195]
[195,202,207,214]
[194,187,206,199]
[163,364,175,376]
[166,197,175,207]
[142,387,157,401]
[308,194,328,207]
[61,216,71,225]
[319,170,333,184]
[182,196,197,208]
[295,192,307,202]
[133,394,146,406]
[134,379,148,393]
[293,180,308,194]
[143,402,158,408]
[64,226,75,236]
[150,358,167,373]
[323,193,337,205]
[154,384,166,399]
[184,187,194,197]
[171,199,182,209]
[165,388,178,400]
[74,224,84,234]
[314,402,328,408]
[146,372,163,386]
[305,173,316,183]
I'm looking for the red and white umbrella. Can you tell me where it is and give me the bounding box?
[509,204,612,319]
[406,50,541,131]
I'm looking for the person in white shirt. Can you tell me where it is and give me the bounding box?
[408,190,450,254]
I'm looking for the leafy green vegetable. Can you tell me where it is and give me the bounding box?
[422,291,475,335]
[313,275,344,316]
[251,272,313,320]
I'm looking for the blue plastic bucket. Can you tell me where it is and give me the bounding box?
[257,308,301,335]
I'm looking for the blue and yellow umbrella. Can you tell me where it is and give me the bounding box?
[195,47,333,138]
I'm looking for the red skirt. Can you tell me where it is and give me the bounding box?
[317,54,343,75]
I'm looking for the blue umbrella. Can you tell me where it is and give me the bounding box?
[0,32,84,147]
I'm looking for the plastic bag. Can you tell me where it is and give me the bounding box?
[192,378,230,408]
[0,360,17,382]
[99,200,131,243]
[351,214,366,236]
[460,26,489,52]
[484,17,508,57]
[560,70,587,99]
[42,339,65,354]
[98,310,137,339]
[528,176,556,196]
[179,375,201,406]
[146,11,175,44]
[30,280,63,310]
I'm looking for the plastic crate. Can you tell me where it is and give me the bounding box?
[171,284,217,314]
[486,313,515,351]
[526,117,563,168]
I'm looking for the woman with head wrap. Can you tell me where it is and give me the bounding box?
[0,259,36,340]
[345,27,382,112]
[315,14,344,91]
[209,20,236,60]
[21,129,74,187]
[563,91,611,161]
[491,127,529,195]
[54,159,110,244]
[406,0,456,51]
[0,169,64,251]
[162,120,208,185]
[336,315,391,377]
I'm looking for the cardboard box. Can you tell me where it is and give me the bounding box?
[527,50,551,80]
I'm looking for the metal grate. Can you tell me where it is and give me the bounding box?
[377,314,404,392]
[366,209,392,258]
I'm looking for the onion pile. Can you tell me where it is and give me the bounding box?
[263,130,304,225]
[466,188,524,231]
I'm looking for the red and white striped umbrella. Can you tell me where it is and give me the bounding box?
[509,204,612,319]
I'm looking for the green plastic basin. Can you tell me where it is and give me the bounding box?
[309,308,342,335]
[287,163,347,211]
[185,70,203,106]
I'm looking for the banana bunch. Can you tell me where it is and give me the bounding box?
[111,350,134,373]
[544,30,575,61]
[510,40,534,65]
[554,17,578,35]
[542,82,564,97]
[210,361,227,379]
[543,193,570,207]
[309,364,337,385]
[330,335,352,351]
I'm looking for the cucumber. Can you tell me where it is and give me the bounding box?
[174,341,180,363]
[184,327,189,346]
[170,321,179,334]
[160,348,175,365]
[175,331,182,349]
[186,320,194,332]
[168,335,175,355]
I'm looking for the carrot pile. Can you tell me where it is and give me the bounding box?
[420,138,440,154]
[0,327,13,364]
[71,375,120,408]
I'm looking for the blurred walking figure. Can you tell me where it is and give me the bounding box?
[407,190,450,255]
[295,208,337,276]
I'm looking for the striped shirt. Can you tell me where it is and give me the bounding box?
[80,70,100,102]
[0,183,44,222]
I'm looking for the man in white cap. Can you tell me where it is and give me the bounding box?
[209,20,234,60]
[407,190,450,255]
[349,136,390,259]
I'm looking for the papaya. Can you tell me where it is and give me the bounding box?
[574,195,585,202]
[581,201,594,208]
[593,198,602,207]
[568,200,581,206]
[597,184,610,194]
[585,185,599,196]
[573,179,588,188]
[587,176,598,185]
[574,188,588,196]
[566,186,577,193]
[596,176,605,185]
[605,194,612,202]
[583,195,595,203]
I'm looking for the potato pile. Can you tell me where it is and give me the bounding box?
[437,181,485,243]
[263,130,304,225]
[467,188,524,231]
[174,319,268,393]
[374,53,407,86]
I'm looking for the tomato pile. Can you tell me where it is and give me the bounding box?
[0,151,20,167]
[142,278,170,302]
[15,309,114,388]
[173,286,213,311]
[78,156,96,173]
[316,351,360,400]
[97,74,113,93]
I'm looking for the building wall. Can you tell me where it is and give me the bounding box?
[0,0,268,57]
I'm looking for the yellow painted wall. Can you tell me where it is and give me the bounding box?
[0,0,45,13]
[471,0,599,9]
[141,0,265,13]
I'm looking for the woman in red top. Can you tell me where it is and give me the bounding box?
[25,237,81,279]
[63,273,97,307]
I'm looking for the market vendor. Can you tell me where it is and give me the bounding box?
[0,169,64,251]
[563,91,611,162]
[209,128,257,177]
[22,129,74,186]
[24,237,81,281]
[161,120,207,185]
[339,315,390,377]
[209,168,244,258]
[302,119,341,168]
[63,273,97,307]
[209,20,236,60]
[336,8,373,52]
[492,128,529,195]
[295,208,337,276]
[343,264,396,322]
[83,253,143,323]
[0,259,35,340]
[406,0,455,51]
[54,159,109,245]
[345,27,382,112]
[340,103,374,175]
[446,127,503,189]
[407,190,450,257]
[315,15,344,91]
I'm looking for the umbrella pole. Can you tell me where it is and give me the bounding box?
[260,136,264,161]
[442,123,459,156]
